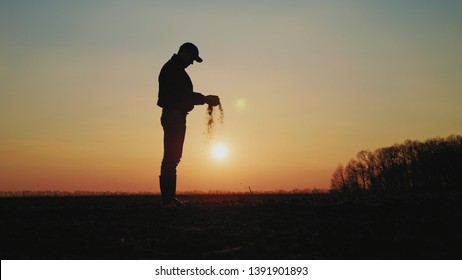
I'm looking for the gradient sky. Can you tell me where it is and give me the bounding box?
[1,0,461,193]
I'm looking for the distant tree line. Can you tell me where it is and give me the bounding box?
[331,135,462,193]
[0,191,156,197]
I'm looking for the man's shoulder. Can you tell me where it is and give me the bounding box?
[161,58,174,71]
[160,56,183,75]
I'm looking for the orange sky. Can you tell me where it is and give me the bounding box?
[1,1,461,193]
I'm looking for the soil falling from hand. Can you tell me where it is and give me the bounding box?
[205,103,224,142]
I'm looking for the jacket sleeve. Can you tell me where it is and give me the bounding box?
[192,92,205,105]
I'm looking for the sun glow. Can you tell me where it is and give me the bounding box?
[212,144,229,160]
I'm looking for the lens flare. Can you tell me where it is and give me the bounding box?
[235,98,246,110]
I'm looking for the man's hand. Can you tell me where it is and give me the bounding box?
[204,95,220,106]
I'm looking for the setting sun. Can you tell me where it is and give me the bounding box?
[211,144,229,160]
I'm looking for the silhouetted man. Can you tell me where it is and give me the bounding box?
[157,42,220,206]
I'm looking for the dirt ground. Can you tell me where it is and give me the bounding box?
[1,193,461,259]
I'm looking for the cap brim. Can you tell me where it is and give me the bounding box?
[195,56,203,63]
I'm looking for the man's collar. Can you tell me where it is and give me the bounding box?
[171,54,188,69]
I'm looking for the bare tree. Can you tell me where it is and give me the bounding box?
[331,165,347,192]
[330,135,462,194]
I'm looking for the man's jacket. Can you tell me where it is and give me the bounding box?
[157,54,205,113]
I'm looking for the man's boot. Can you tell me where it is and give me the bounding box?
[159,175,174,206]
[159,175,183,206]
[171,175,184,206]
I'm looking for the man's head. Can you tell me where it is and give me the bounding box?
[178,42,202,67]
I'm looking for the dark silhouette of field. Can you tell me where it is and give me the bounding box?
[1,193,462,259]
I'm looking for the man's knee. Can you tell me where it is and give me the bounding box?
[161,158,180,176]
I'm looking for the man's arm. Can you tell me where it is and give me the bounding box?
[192,92,206,105]
[191,93,220,107]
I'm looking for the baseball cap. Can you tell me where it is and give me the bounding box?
[179,42,203,63]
